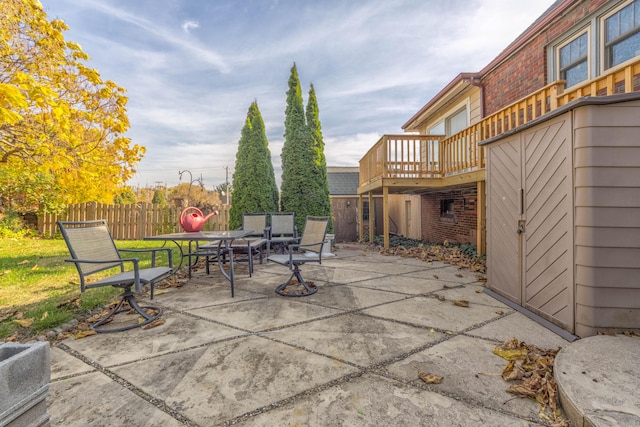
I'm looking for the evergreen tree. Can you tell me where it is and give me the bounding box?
[151,188,167,207]
[229,101,279,229]
[280,63,319,232]
[305,83,332,230]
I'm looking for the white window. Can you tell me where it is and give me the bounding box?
[447,107,468,136]
[549,0,640,85]
[559,32,589,87]
[428,121,445,135]
[604,0,640,68]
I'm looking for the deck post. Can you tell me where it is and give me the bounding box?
[383,186,389,249]
[477,180,486,254]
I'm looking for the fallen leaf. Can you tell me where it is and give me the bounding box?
[13,318,33,327]
[452,300,469,307]
[17,260,29,265]
[31,264,39,271]
[2,270,10,275]
[455,273,463,278]
[495,310,504,315]
[40,311,49,321]
[493,338,528,360]
[502,359,526,381]
[142,318,166,329]
[75,330,97,339]
[418,371,443,384]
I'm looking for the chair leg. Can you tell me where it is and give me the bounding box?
[274,265,318,297]
[91,289,163,333]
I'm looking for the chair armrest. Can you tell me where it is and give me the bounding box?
[65,258,125,265]
[282,240,325,264]
[118,247,173,268]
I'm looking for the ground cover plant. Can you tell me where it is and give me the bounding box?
[0,237,177,342]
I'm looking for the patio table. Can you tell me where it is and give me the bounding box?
[144,230,253,297]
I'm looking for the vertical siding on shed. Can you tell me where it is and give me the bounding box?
[573,100,640,337]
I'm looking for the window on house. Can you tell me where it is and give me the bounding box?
[559,32,589,87]
[441,199,454,217]
[605,0,640,69]
[428,121,445,135]
[362,201,370,221]
[447,107,468,136]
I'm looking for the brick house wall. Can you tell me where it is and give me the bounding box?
[421,186,478,244]
[482,0,611,115]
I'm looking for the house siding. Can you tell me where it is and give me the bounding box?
[421,187,478,244]
[482,0,611,116]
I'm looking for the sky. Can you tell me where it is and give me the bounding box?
[39,0,557,190]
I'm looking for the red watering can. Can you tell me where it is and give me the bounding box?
[179,207,218,232]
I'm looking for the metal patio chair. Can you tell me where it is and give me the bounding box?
[58,220,173,333]
[266,212,298,257]
[200,213,268,277]
[268,216,329,296]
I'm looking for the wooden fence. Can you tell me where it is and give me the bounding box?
[38,202,230,240]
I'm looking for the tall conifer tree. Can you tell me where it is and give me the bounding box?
[280,63,318,231]
[229,101,279,229]
[306,83,332,228]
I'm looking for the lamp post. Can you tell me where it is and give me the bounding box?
[178,170,203,206]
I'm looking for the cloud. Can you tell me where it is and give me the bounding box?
[74,0,230,73]
[40,0,558,189]
[182,20,199,33]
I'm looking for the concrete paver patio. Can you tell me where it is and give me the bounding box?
[47,244,572,426]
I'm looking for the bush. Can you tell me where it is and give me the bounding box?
[0,210,36,238]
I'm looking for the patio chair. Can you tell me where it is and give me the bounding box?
[200,213,268,277]
[266,212,298,257]
[57,220,173,333]
[268,216,329,296]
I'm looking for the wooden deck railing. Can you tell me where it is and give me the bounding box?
[359,58,640,188]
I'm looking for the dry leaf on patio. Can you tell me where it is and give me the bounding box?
[502,359,526,381]
[494,338,566,426]
[142,318,166,329]
[493,337,529,360]
[75,329,97,339]
[452,300,469,307]
[418,371,443,384]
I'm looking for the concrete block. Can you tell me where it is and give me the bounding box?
[0,342,50,427]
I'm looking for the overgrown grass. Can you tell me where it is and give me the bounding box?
[0,237,177,342]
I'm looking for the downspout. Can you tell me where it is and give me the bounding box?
[468,74,486,254]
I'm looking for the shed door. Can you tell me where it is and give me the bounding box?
[522,117,574,330]
[487,115,574,332]
[486,135,523,303]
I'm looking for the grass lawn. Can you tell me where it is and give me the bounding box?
[0,237,177,342]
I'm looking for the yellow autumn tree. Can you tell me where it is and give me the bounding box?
[0,0,144,213]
